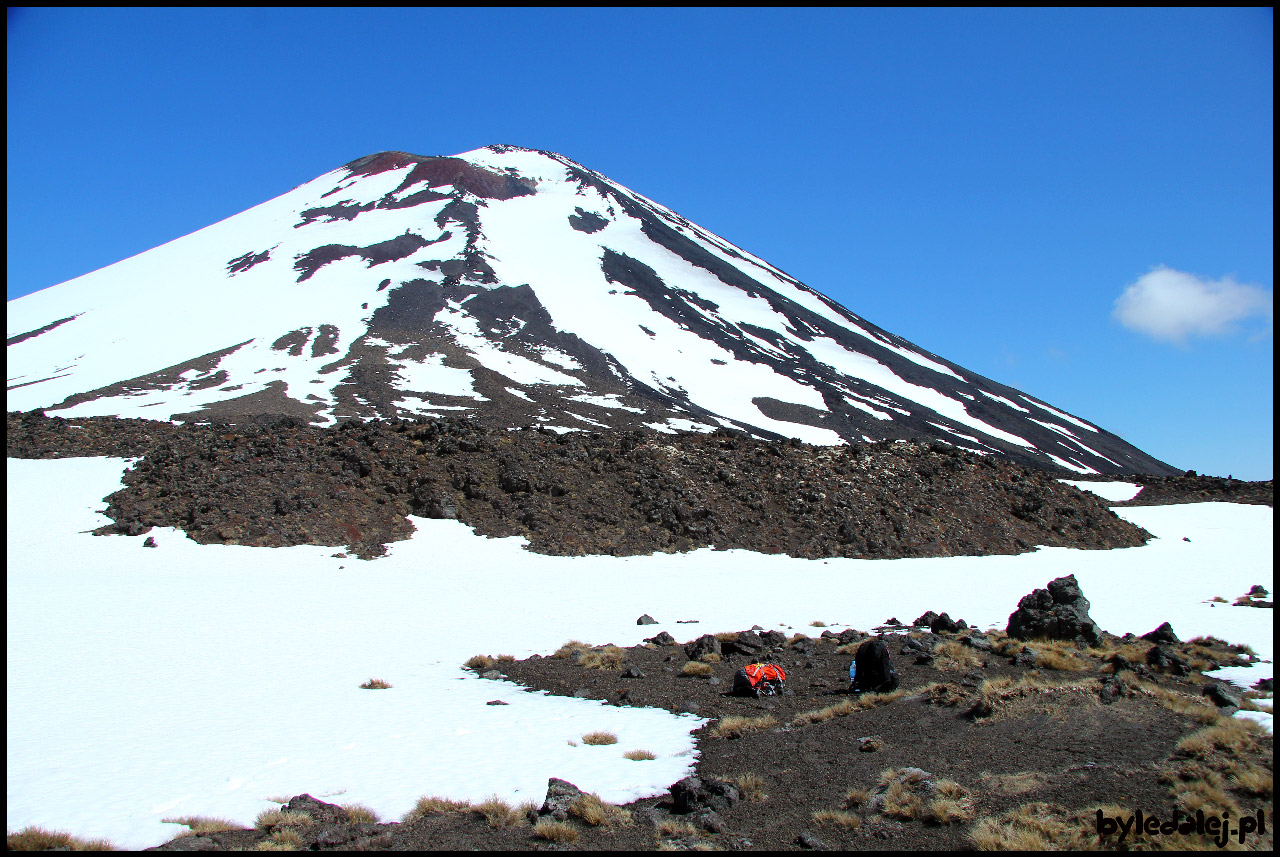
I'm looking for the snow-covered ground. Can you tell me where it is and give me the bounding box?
[7,460,1273,849]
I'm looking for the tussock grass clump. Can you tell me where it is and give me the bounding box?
[714,632,740,642]
[1136,681,1221,725]
[969,673,1072,718]
[402,795,472,822]
[1175,716,1269,761]
[968,802,1078,850]
[582,730,618,745]
[926,795,974,824]
[835,641,861,654]
[1228,768,1272,798]
[656,819,699,837]
[161,816,247,837]
[473,795,526,828]
[787,632,810,645]
[810,620,828,628]
[464,654,496,671]
[812,809,861,828]
[791,698,856,726]
[532,818,579,843]
[254,809,313,830]
[933,640,983,671]
[339,803,379,824]
[496,654,516,662]
[711,714,777,739]
[552,640,590,658]
[359,678,392,689]
[680,661,713,677]
[569,793,632,827]
[1031,644,1089,672]
[624,749,657,760]
[698,652,722,664]
[843,787,870,809]
[734,773,767,802]
[6,827,117,851]
[1172,780,1242,819]
[853,687,909,710]
[573,645,626,670]
[254,828,303,850]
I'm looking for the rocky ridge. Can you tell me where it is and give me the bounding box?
[6,409,1156,560]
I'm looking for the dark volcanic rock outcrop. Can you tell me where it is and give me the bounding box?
[7,410,1152,560]
[1007,574,1104,645]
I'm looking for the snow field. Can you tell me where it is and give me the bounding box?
[7,464,1273,849]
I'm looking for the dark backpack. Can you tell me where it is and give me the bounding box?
[732,662,787,697]
[851,638,899,694]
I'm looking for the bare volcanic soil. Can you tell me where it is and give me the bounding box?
[6,410,1154,560]
[143,628,1274,852]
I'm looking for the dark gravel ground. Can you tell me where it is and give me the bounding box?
[143,628,1273,851]
[7,410,1156,560]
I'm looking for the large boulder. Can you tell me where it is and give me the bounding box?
[684,634,721,661]
[280,794,350,826]
[1007,574,1103,646]
[670,776,741,814]
[539,777,585,821]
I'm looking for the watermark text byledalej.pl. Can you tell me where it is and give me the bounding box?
[1096,808,1267,847]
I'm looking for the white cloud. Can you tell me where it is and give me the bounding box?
[1112,266,1272,344]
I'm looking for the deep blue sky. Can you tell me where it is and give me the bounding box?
[7,8,1273,478]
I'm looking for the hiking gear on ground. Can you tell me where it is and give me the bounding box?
[850,638,899,694]
[732,662,787,697]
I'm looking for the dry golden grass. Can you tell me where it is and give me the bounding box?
[161,816,247,837]
[254,828,304,850]
[1032,644,1089,672]
[656,819,699,837]
[970,673,1070,718]
[464,654,496,671]
[1172,779,1243,819]
[680,661,714,677]
[853,687,909,710]
[532,818,579,843]
[624,749,657,760]
[359,678,392,689]
[1228,768,1273,798]
[834,641,860,654]
[734,772,767,802]
[787,633,810,645]
[979,771,1048,796]
[496,654,516,662]
[968,802,1077,850]
[714,632,740,642]
[340,803,379,824]
[881,780,925,819]
[790,698,856,726]
[578,645,627,670]
[933,640,983,671]
[926,797,974,824]
[812,809,861,828]
[711,714,778,739]
[568,793,632,827]
[402,795,472,822]
[810,620,828,627]
[698,651,723,664]
[263,795,291,805]
[6,827,117,851]
[473,795,526,828]
[253,809,314,830]
[843,787,870,809]
[1175,715,1268,760]
[1136,681,1221,725]
[582,730,618,745]
[552,640,591,659]
[917,682,969,707]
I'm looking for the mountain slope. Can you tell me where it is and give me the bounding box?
[6,145,1178,475]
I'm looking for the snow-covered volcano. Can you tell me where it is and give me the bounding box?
[6,145,1176,475]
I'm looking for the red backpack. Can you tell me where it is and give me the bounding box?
[732,662,787,697]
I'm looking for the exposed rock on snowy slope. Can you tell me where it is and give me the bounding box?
[7,145,1176,475]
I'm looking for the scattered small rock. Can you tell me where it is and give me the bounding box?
[485,699,509,705]
[143,536,157,548]
[637,613,658,625]
[1141,622,1180,645]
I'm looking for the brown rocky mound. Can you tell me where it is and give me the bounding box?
[6,410,1152,560]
